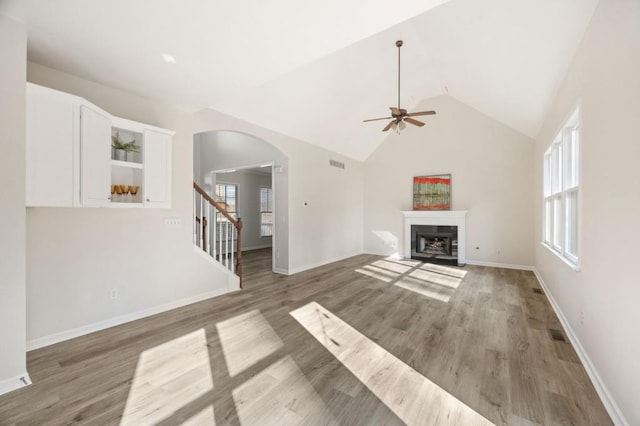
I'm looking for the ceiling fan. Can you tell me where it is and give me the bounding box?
[364,40,436,132]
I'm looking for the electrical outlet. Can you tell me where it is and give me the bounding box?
[165,218,182,228]
[109,289,118,300]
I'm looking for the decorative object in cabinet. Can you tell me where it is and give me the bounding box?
[111,131,139,162]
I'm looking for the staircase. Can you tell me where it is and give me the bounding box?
[193,182,243,288]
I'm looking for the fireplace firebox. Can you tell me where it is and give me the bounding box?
[411,225,458,265]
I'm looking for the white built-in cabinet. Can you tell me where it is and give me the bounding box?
[26,83,173,208]
[80,104,112,206]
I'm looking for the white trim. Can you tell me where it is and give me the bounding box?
[272,267,289,275]
[362,252,534,272]
[284,251,364,276]
[542,104,581,270]
[364,249,401,257]
[533,268,629,426]
[540,242,581,271]
[0,373,32,397]
[465,260,534,271]
[26,287,232,351]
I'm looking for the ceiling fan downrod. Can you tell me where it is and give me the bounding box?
[397,40,402,111]
[362,39,436,132]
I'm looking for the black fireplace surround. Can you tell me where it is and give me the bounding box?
[410,224,458,265]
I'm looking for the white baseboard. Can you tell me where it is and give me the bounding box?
[533,268,629,426]
[286,251,364,276]
[466,260,534,271]
[272,267,289,275]
[364,249,400,257]
[363,250,535,271]
[228,276,241,292]
[0,373,31,397]
[26,287,231,352]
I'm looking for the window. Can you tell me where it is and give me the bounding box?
[215,183,237,216]
[260,187,273,237]
[543,108,580,267]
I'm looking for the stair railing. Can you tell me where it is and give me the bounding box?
[193,182,243,288]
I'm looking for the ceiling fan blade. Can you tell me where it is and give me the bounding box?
[405,117,425,127]
[390,107,401,116]
[406,110,436,117]
[364,116,393,122]
[382,120,396,132]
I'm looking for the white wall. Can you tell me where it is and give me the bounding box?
[193,110,364,274]
[363,95,534,267]
[216,170,273,251]
[533,0,640,423]
[0,15,29,395]
[25,63,237,346]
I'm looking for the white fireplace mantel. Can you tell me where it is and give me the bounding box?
[402,210,468,265]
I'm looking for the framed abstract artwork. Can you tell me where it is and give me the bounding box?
[413,174,451,210]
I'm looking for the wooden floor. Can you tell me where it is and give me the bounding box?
[0,250,611,425]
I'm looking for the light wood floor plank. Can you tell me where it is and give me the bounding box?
[0,249,611,425]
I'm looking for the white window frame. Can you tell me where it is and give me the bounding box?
[260,186,273,238]
[215,182,238,217]
[542,107,580,269]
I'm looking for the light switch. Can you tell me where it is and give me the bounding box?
[165,217,182,228]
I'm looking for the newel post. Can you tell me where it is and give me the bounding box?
[236,218,243,289]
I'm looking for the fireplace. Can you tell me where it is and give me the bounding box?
[417,234,451,255]
[402,210,467,266]
[411,225,458,265]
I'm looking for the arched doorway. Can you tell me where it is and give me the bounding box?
[193,130,289,280]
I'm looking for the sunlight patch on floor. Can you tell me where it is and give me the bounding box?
[217,309,283,377]
[383,256,421,267]
[395,275,455,303]
[122,328,214,425]
[355,264,402,282]
[232,355,336,425]
[355,267,394,282]
[419,262,468,279]
[408,268,463,289]
[290,302,495,426]
[356,258,467,303]
[370,259,414,274]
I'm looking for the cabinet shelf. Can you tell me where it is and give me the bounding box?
[111,159,143,169]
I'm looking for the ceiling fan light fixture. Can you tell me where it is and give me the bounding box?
[363,40,436,132]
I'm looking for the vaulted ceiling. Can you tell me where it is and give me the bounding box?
[1,0,598,160]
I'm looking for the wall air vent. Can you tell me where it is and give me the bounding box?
[329,159,345,170]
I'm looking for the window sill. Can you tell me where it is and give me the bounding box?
[540,242,581,271]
